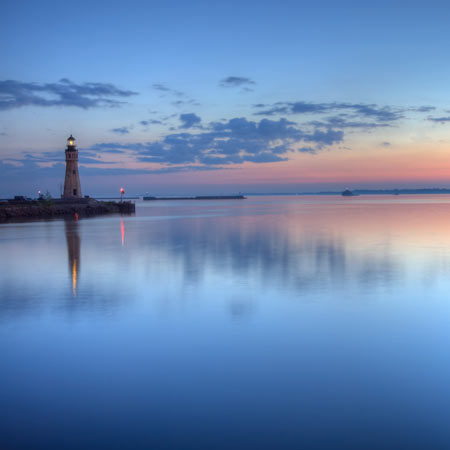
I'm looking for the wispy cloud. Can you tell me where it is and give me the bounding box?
[428,116,450,123]
[179,113,201,129]
[0,78,137,110]
[298,147,317,154]
[110,126,131,135]
[0,157,228,183]
[254,101,403,123]
[152,83,171,92]
[220,76,256,88]
[140,119,162,126]
[411,106,436,113]
[308,115,392,130]
[152,82,200,107]
[172,99,201,107]
[89,143,130,154]
[2,115,347,179]
[91,117,344,167]
[152,83,186,98]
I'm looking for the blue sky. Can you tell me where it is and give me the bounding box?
[2,0,450,196]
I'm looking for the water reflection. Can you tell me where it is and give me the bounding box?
[134,214,404,298]
[2,197,450,318]
[65,220,80,297]
[3,197,450,449]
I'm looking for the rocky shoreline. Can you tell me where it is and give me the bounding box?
[0,199,135,222]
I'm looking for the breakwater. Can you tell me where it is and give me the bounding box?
[0,198,135,221]
[143,195,246,200]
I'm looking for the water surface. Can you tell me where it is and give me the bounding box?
[2,195,450,449]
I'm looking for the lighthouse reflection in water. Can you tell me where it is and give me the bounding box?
[3,196,450,449]
[65,220,80,297]
[64,217,126,297]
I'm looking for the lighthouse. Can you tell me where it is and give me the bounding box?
[63,135,82,199]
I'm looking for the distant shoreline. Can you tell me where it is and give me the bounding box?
[243,189,450,196]
[3,189,450,203]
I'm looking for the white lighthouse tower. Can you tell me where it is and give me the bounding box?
[63,135,82,199]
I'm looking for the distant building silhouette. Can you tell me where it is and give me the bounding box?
[63,135,82,199]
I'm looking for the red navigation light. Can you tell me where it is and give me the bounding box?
[120,187,125,194]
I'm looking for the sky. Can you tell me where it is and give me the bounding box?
[2,0,450,196]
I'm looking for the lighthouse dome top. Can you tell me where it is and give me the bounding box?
[67,135,76,145]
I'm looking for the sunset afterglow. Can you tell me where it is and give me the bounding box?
[2,1,450,196]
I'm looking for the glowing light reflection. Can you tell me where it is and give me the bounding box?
[72,259,78,297]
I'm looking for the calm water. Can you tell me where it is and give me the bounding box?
[2,195,450,449]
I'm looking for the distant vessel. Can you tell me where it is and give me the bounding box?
[341,189,358,197]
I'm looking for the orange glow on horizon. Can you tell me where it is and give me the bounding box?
[80,140,450,191]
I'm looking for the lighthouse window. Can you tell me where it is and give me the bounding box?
[73,189,77,196]
[73,170,76,174]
